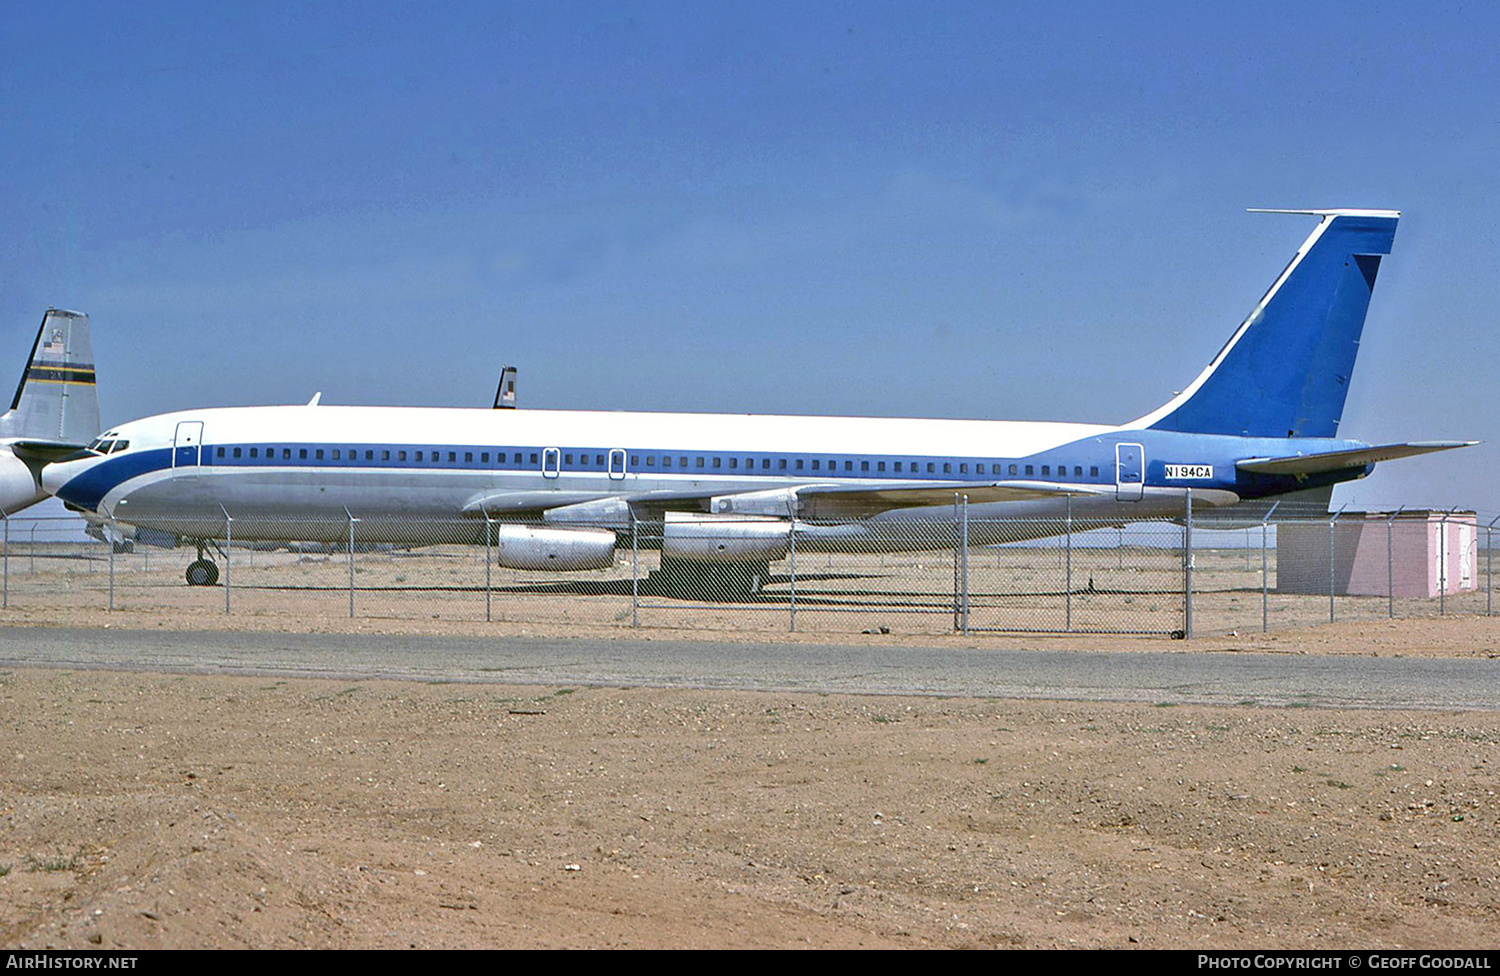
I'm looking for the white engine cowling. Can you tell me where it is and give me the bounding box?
[661,511,790,563]
[0,450,44,516]
[493,524,617,571]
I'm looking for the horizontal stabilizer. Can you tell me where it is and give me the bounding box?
[9,438,94,463]
[1236,441,1476,477]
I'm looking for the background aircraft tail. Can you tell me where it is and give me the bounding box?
[0,309,99,444]
[1130,210,1399,438]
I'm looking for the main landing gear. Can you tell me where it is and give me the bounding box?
[185,540,221,586]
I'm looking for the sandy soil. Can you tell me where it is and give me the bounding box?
[3,617,1499,949]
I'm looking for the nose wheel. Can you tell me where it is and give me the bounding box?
[185,558,220,586]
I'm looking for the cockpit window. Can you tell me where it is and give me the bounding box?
[109,440,129,453]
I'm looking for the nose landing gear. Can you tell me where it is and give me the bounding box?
[184,541,222,586]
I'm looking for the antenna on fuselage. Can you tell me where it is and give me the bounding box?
[493,366,517,409]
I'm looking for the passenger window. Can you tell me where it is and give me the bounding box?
[861,461,870,472]
[1009,464,1017,475]
[926,462,935,473]
[746,458,754,469]
[448,452,456,463]
[877,461,885,472]
[398,451,407,461]
[1025,465,1033,475]
[647,456,655,467]
[250,448,258,458]
[481,452,489,463]
[712,457,721,468]
[1074,466,1082,476]
[943,463,951,474]
[960,463,968,474]
[216,447,224,458]
[795,459,803,470]
[316,449,324,460]
[778,458,787,470]
[1042,465,1050,476]
[299,448,308,460]
[812,460,820,471]
[382,450,391,461]
[894,461,902,473]
[728,457,737,469]
[762,458,770,470]
[1090,466,1099,477]
[696,457,705,468]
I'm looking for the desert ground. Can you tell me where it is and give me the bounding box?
[3,612,1499,949]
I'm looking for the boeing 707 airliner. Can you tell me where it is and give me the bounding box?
[39,210,1473,588]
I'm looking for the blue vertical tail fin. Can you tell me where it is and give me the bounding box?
[1129,209,1399,438]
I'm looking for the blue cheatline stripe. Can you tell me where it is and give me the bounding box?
[199,440,1114,483]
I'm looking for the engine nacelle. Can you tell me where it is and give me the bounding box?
[661,511,790,563]
[493,524,617,571]
[0,450,45,516]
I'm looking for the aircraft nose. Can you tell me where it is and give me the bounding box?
[40,456,96,504]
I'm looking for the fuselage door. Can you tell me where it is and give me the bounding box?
[173,421,204,468]
[607,449,627,481]
[541,447,561,480]
[1115,442,1145,501]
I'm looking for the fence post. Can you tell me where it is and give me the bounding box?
[485,515,493,623]
[1439,509,1454,615]
[961,495,970,636]
[221,506,232,616]
[630,509,639,629]
[1387,507,1404,619]
[1487,515,1499,617]
[108,530,114,612]
[3,511,8,610]
[29,522,35,574]
[952,495,960,631]
[1183,490,1193,639]
[345,509,356,619]
[787,516,797,633]
[1064,494,1073,633]
[1260,501,1279,634]
[1328,505,1346,623]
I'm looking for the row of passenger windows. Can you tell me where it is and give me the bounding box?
[211,445,1102,480]
[218,446,488,463]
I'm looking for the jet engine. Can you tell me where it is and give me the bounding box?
[660,511,791,563]
[492,524,617,571]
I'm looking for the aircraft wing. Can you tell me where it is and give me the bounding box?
[460,479,1109,520]
[1235,440,1476,477]
[781,480,1110,518]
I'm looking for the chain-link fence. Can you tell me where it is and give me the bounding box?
[2,504,1494,636]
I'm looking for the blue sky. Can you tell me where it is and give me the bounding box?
[3,1,1496,512]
